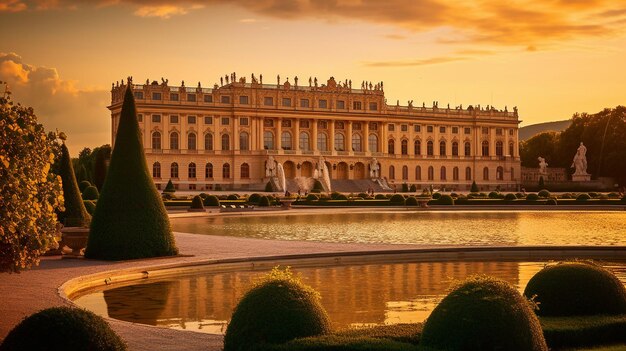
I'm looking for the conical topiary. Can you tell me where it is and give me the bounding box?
[470,180,479,193]
[85,85,178,260]
[163,179,175,193]
[59,143,91,227]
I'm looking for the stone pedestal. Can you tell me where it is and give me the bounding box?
[572,174,591,182]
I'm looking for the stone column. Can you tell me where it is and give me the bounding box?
[382,122,388,154]
[233,116,240,151]
[489,127,495,157]
[329,120,335,153]
[276,118,282,151]
[294,118,300,152]
[347,121,353,153]
[312,119,318,152]
[364,121,369,153]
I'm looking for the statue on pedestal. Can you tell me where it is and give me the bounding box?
[266,156,276,177]
[369,158,380,179]
[538,156,548,175]
[571,142,588,176]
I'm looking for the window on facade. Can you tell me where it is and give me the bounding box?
[415,166,421,180]
[389,165,395,180]
[152,114,161,123]
[414,125,421,132]
[449,127,457,134]
[369,122,378,131]
[264,119,274,127]
[282,119,292,128]
[134,91,144,100]
[337,100,346,109]
[414,140,421,155]
[170,162,179,178]
[482,127,489,134]
[353,123,361,130]
[353,101,362,110]
[205,163,213,178]
[151,131,161,150]
[496,128,503,136]
[352,134,362,152]
[264,97,274,106]
[169,115,178,124]
[188,133,196,150]
[188,162,196,179]
[453,167,459,181]
[464,142,471,156]
[318,133,328,151]
[466,167,472,181]
[222,134,230,150]
[401,139,408,155]
[496,166,504,180]
[152,92,162,100]
[509,142,514,157]
[239,95,249,104]
[318,121,327,129]
[452,141,459,156]
[439,126,446,133]
[241,163,250,179]
[388,139,395,154]
[170,132,179,150]
[239,117,249,126]
[300,99,310,108]
[221,117,230,125]
[336,121,344,129]
[282,98,291,107]
[264,131,274,150]
[187,94,196,102]
[509,129,514,136]
[299,120,310,128]
[221,95,231,104]
[223,163,230,179]
[440,141,446,156]
[204,133,213,150]
[428,166,434,180]
[369,102,378,110]
[240,132,249,151]
[188,115,196,124]
[440,166,447,181]
[402,166,408,180]
[204,116,212,124]
[319,100,328,108]
[203,95,213,103]
[401,124,408,132]
[335,133,345,151]
[483,167,489,180]
[496,141,504,156]
[464,127,471,134]
[427,140,434,156]
[152,162,161,178]
[281,131,292,150]
[299,132,310,151]
[482,140,490,156]
[427,126,434,133]
[368,134,378,153]
[388,124,395,132]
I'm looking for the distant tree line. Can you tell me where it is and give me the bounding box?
[520,106,626,185]
[71,145,111,190]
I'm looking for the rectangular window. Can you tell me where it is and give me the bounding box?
[353,101,362,110]
[240,117,249,126]
[189,184,196,190]
[221,117,230,125]
[464,127,471,134]
[221,95,231,104]
[169,115,178,124]
[264,97,274,106]
[137,114,143,122]
[299,120,310,128]
[204,116,213,125]
[439,126,446,133]
[187,94,196,102]
[337,100,345,109]
[336,121,344,129]
[401,124,408,132]
[282,98,291,107]
[369,102,378,111]
[318,121,327,129]
[482,127,489,134]
[496,128,503,136]
[170,93,179,101]
[300,99,310,108]
[152,92,162,101]
[203,95,213,103]
[427,126,434,133]
[239,95,249,104]
[282,120,292,128]
[452,126,459,134]
[152,114,161,123]
[388,124,395,132]
[353,123,361,130]
[369,122,378,131]
[319,99,327,108]
[414,125,421,132]
[264,119,274,127]
[188,115,196,124]
[134,91,144,100]
[509,129,514,136]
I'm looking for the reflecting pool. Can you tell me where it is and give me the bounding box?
[171,211,626,246]
[74,260,626,334]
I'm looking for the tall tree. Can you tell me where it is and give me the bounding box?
[85,83,178,260]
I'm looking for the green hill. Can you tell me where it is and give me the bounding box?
[519,120,571,141]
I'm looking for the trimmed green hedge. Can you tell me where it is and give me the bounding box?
[248,193,262,203]
[541,314,626,349]
[259,196,271,207]
[577,193,592,201]
[203,195,220,207]
[79,180,91,192]
[83,200,96,215]
[405,197,418,206]
[190,195,204,209]
[390,194,405,205]
[538,189,551,198]
[82,185,99,200]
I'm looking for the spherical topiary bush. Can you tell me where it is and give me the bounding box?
[227,194,239,200]
[259,195,271,207]
[589,192,599,198]
[0,307,127,351]
[203,195,220,207]
[357,192,368,199]
[608,192,620,199]
[265,181,273,192]
[523,262,626,317]
[577,193,591,201]
[622,195,626,202]
[515,192,524,199]
[504,193,517,201]
[306,194,319,202]
[546,198,558,205]
[330,192,342,200]
[335,194,348,201]
[526,193,539,201]
[83,200,97,215]
[190,195,205,210]
[82,185,100,200]
[79,180,92,192]
[224,267,331,351]
[389,194,405,205]
[488,191,500,199]
[437,194,455,205]
[431,192,442,200]
[375,194,386,200]
[248,193,261,203]
[421,276,547,351]
[538,189,550,198]
[405,196,418,206]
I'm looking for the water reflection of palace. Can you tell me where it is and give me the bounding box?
[102,261,523,333]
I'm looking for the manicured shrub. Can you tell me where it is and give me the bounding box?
[190,195,204,210]
[515,192,524,199]
[526,193,540,201]
[431,192,441,200]
[546,198,558,205]
[82,185,99,200]
[305,194,319,202]
[198,192,208,199]
[524,262,626,317]
[409,184,417,192]
[504,193,517,201]
[421,276,547,351]
[0,307,127,351]
[58,143,91,228]
[83,200,97,215]
[259,196,271,207]
[79,180,91,192]
[162,192,175,200]
[401,183,409,192]
[608,192,620,199]
[227,194,239,200]
[336,194,348,200]
[357,193,368,199]
[389,194,405,205]
[589,192,599,198]
[577,193,591,201]
[163,179,175,193]
[85,86,178,260]
[93,146,110,191]
[622,195,626,202]
[405,196,418,206]
[330,192,342,200]
[224,267,331,351]
[203,195,220,207]
[265,181,273,192]
[248,193,261,203]
[437,195,454,205]
[560,193,572,199]
[538,189,550,198]
[599,194,609,200]
[470,180,479,193]
[375,194,386,200]
[488,191,500,199]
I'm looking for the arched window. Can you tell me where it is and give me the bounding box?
[483,167,489,180]
[427,141,434,156]
[241,163,250,179]
[281,131,292,150]
[452,141,459,156]
[188,162,196,179]
[428,166,434,180]
[204,133,213,151]
[509,142,515,157]
[464,142,471,156]
[205,163,213,178]
[221,134,230,151]
[187,132,196,150]
[170,162,179,178]
[496,166,504,180]
[223,163,230,179]
[151,131,161,150]
[300,132,310,151]
[170,132,179,150]
[401,139,408,155]
[482,140,489,156]
[402,165,408,180]
[453,167,459,181]
[439,140,446,156]
[415,166,422,180]
[465,167,472,181]
[496,141,503,157]
[388,139,395,154]
[334,133,345,151]
[240,132,249,151]
[317,132,328,151]
[152,162,161,178]
[414,140,421,155]
[440,166,447,181]
[264,131,274,150]
[389,165,395,179]
[368,134,378,153]
[352,133,362,152]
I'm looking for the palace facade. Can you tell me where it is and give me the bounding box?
[108,75,521,192]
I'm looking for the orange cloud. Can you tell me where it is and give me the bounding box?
[0,0,27,12]
[364,56,468,67]
[134,4,203,18]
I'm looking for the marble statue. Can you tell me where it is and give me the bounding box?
[571,142,588,175]
[266,156,276,177]
[369,158,380,179]
[538,156,548,174]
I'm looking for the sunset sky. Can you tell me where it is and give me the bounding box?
[1,0,625,152]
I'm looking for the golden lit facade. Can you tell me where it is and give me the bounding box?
[108,75,521,191]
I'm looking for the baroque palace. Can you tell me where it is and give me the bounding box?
[108,74,521,192]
